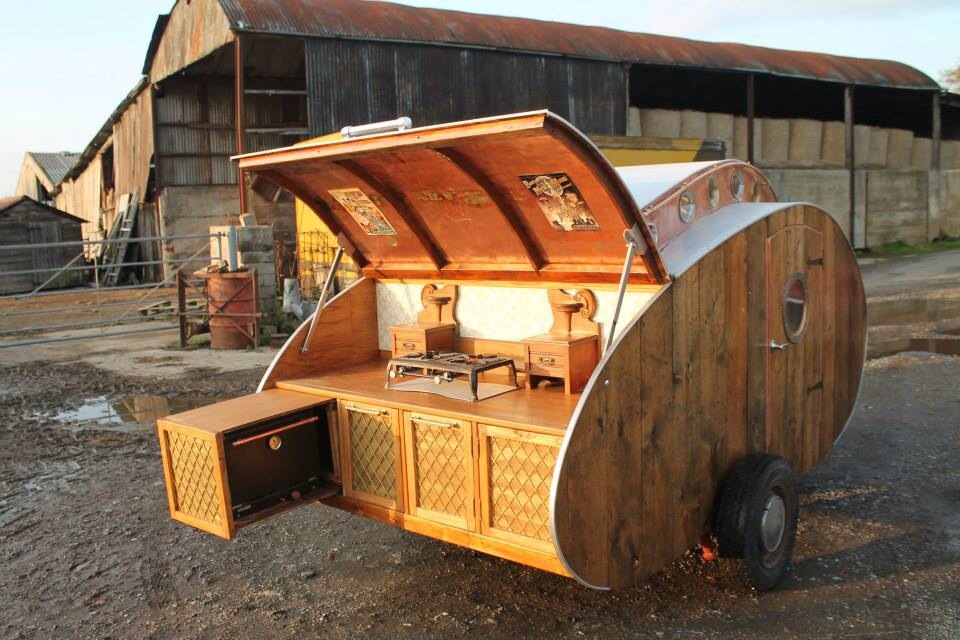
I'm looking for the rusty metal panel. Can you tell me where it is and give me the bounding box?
[218,0,937,90]
[112,86,155,199]
[305,39,625,136]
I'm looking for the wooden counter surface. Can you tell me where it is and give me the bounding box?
[276,360,579,434]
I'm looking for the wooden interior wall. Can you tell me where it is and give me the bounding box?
[552,204,865,589]
[260,278,380,389]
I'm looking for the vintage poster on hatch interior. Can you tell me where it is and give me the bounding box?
[328,187,397,236]
[520,173,600,231]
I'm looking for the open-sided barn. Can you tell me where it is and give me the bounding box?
[52,0,960,280]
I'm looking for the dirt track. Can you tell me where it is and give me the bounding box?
[0,349,957,639]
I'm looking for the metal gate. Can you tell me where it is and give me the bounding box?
[0,232,224,348]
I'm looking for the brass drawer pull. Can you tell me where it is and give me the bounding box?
[347,405,389,417]
[230,416,317,446]
[537,356,557,366]
[401,341,418,350]
[411,415,459,428]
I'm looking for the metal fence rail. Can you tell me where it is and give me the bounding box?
[0,232,223,348]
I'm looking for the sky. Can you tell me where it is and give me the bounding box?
[1,0,958,195]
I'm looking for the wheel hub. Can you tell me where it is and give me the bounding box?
[760,493,786,553]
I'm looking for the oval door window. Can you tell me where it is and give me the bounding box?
[782,273,808,342]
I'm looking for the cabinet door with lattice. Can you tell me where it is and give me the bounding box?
[403,412,476,530]
[158,422,232,538]
[340,402,404,510]
[477,424,561,553]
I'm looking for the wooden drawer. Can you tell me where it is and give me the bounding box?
[403,412,476,530]
[157,391,338,539]
[477,424,561,554]
[340,401,404,510]
[389,323,456,356]
[393,335,426,354]
[526,351,568,377]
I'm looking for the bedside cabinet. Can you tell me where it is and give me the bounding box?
[522,333,599,394]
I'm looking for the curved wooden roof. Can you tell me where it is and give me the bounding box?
[237,111,667,284]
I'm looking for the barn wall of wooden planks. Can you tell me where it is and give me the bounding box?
[552,203,866,589]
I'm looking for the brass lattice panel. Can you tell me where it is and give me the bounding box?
[348,409,397,500]
[488,436,557,542]
[166,430,222,527]
[412,420,468,518]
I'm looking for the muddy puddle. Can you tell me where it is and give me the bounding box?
[869,336,960,359]
[868,297,960,325]
[40,394,220,430]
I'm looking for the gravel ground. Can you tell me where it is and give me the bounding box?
[0,352,958,640]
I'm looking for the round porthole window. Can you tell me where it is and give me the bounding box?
[708,175,720,208]
[679,190,696,223]
[782,273,808,342]
[730,171,744,201]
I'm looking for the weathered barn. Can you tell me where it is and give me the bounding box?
[53,0,960,275]
[0,196,85,295]
[15,152,80,204]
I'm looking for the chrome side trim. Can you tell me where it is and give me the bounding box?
[660,202,817,278]
[548,282,672,590]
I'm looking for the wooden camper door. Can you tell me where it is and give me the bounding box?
[765,225,823,469]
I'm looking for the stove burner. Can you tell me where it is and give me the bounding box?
[385,351,519,401]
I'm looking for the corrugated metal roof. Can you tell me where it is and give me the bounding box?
[28,152,81,186]
[0,196,86,223]
[215,0,938,90]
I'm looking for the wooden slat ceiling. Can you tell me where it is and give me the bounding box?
[236,111,666,284]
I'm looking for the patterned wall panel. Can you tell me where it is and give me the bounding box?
[376,282,654,349]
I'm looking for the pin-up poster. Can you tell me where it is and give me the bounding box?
[328,188,397,236]
[519,173,599,232]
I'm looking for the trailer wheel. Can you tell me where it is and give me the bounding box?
[714,454,798,591]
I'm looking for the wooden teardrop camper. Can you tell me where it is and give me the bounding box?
[157,111,866,591]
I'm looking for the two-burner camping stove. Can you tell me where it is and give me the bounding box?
[385,351,519,401]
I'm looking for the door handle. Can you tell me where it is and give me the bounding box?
[769,340,789,351]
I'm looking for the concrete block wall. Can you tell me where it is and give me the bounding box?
[158,184,293,283]
[763,169,852,237]
[864,171,930,246]
[938,170,960,238]
[760,168,960,248]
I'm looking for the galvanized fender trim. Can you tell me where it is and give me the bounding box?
[547,282,672,590]
[659,201,809,278]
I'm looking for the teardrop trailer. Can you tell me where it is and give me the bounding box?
[156,111,866,591]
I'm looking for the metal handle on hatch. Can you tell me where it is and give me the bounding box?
[769,340,789,351]
[347,405,389,417]
[411,415,459,428]
[402,341,417,350]
[538,356,557,366]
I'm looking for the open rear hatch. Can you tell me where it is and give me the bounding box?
[236,110,666,285]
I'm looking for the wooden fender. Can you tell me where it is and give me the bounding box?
[550,202,866,589]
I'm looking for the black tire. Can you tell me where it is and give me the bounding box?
[714,453,799,591]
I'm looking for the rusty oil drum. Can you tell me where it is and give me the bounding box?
[202,271,256,350]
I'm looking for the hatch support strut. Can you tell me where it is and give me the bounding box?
[606,225,645,353]
[301,245,345,352]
